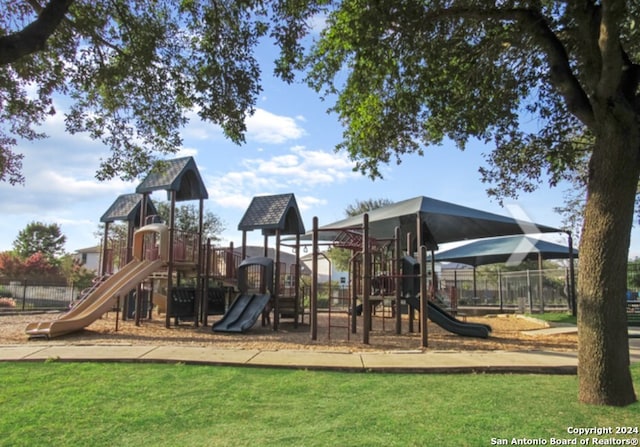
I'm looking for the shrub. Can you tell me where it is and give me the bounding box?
[0,297,16,308]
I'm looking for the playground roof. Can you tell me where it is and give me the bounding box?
[431,235,578,267]
[238,193,306,236]
[316,196,561,249]
[136,157,208,201]
[100,193,158,224]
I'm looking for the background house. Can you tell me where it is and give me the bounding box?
[74,246,101,272]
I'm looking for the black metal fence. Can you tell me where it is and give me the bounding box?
[299,267,574,314]
[0,278,82,312]
[441,268,573,312]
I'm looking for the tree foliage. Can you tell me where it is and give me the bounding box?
[97,202,226,243]
[155,202,226,242]
[12,221,66,263]
[0,0,269,183]
[328,197,393,271]
[344,198,394,217]
[58,253,95,289]
[0,250,60,279]
[272,1,638,198]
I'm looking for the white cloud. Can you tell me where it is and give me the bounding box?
[308,13,328,34]
[207,145,357,211]
[176,147,199,158]
[296,195,327,211]
[246,108,306,144]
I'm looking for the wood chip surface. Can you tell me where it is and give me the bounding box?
[1,311,577,353]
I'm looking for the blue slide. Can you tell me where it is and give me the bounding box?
[212,293,271,333]
[405,297,491,338]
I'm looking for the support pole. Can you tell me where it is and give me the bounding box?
[395,226,402,335]
[567,231,577,316]
[350,253,358,334]
[407,231,414,333]
[100,222,110,277]
[420,245,429,348]
[498,269,503,311]
[194,197,204,328]
[362,213,371,345]
[311,217,319,340]
[527,269,533,312]
[294,233,301,328]
[274,229,281,331]
[203,239,211,326]
[538,253,544,313]
[165,190,176,329]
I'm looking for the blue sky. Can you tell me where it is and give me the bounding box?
[1,38,639,259]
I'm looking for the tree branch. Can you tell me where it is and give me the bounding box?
[0,0,75,66]
[597,0,625,97]
[419,6,596,129]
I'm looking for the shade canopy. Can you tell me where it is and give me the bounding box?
[317,196,561,250]
[432,235,578,267]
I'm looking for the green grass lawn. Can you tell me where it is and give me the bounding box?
[1,362,639,447]
[526,312,578,325]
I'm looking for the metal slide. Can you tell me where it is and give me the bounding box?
[25,259,164,339]
[212,293,271,333]
[405,297,491,338]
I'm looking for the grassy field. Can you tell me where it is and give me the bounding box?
[1,362,639,446]
[526,312,578,325]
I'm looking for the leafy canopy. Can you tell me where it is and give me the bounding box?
[271,0,639,200]
[0,0,270,184]
[12,221,66,263]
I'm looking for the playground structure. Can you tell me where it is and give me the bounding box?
[301,196,576,347]
[25,157,580,347]
[212,257,274,333]
[25,224,169,338]
[25,158,308,338]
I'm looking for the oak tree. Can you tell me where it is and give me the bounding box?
[271,0,639,406]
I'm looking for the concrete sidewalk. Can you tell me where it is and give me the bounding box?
[1,334,638,374]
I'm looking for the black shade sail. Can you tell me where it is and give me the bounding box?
[317,196,561,250]
[432,235,578,267]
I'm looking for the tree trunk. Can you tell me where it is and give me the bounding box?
[577,115,639,406]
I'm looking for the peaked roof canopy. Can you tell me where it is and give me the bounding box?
[318,196,561,250]
[432,235,578,267]
[100,193,158,224]
[238,193,306,236]
[136,156,208,201]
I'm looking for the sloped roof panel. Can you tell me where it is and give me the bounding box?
[100,193,158,223]
[238,193,305,235]
[136,157,208,201]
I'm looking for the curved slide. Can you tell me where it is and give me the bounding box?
[406,297,491,338]
[212,293,271,333]
[25,259,164,339]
